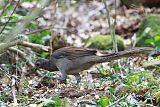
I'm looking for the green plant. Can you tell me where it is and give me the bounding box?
[145,35,160,48]
[0,91,7,101]
[51,96,61,107]
[29,31,50,44]
[97,96,110,107]
[41,96,62,107]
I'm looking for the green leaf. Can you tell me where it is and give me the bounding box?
[154,36,160,47]
[145,38,154,44]
[154,35,160,41]
[40,52,49,58]
[97,96,110,107]
[41,31,50,36]
[0,91,7,101]
[108,87,115,94]
[40,99,56,107]
[23,80,29,88]
[29,22,38,29]
[112,64,120,70]
[29,31,50,44]
[52,96,61,107]
[129,74,139,83]
[101,69,107,75]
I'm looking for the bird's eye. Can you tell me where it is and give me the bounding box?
[36,62,41,67]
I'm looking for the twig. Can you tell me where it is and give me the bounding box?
[17,41,51,52]
[11,76,17,104]
[25,27,51,35]
[108,94,128,107]
[25,26,67,35]
[8,47,35,68]
[0,41,18,54]
[0,66,12,79]
[0,39,51,55]
[18,67,27,95]
[102,0,118,52]
[50,0,58,55]
[0,21,19,26]
[0,0,12,16]
[0,0,51,54]
[113,0,117,36]
[0,0,21,35]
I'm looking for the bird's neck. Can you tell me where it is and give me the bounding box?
[39,59,49,70]
[42,60,58,71]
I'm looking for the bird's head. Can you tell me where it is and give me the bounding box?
[35,58,50,70]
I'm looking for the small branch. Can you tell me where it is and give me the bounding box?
[25,27,51,35]
[17,41,51,52]
[18,67,27,95]
[0,39,51,54]
[0,42,18,54]
[0,0,50,53]
[103,0,118,52]
[0,20,21,26]
[25,26,67,35]
[108,94,128,107]
[11,76,17,104]
[0,1,12,16]
[50,0,58,55]
[0,0,21,35]
[8,47,35,68]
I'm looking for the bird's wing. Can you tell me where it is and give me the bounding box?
[52,47,98,60]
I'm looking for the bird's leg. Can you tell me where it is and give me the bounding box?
[74,73,81,85]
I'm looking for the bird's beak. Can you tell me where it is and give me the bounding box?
[34,67,38,71]
[30,66,38,72]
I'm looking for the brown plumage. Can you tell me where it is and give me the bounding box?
[35,47,155,84]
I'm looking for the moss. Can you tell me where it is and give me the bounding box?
[136,15,160,46]
[85,35,125,51]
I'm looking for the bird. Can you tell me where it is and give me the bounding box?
[35,47,155,84]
